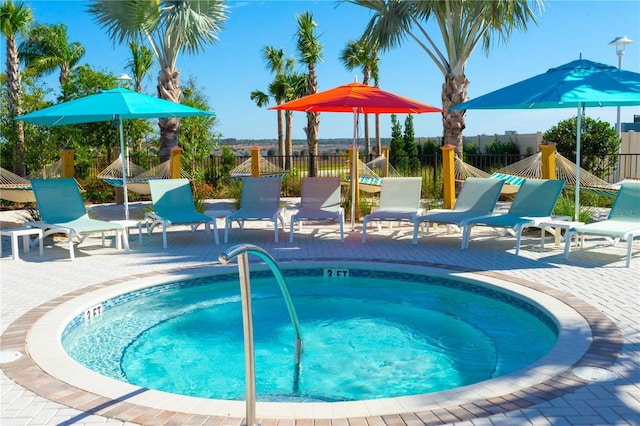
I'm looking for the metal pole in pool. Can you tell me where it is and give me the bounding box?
[237,251,257,426]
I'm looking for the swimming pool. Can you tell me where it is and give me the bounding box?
[25,260,593,420]
[61,268,557,401]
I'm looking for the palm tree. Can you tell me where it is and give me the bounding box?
[18,23,85,88]
[87,0,228,162]
[126,40,154,93]
[340,36,380,158]
[277,71,307,170]
[1,0,32,177]
[295,11,323,177]
[350,0,543,156]
[250,46,295,168]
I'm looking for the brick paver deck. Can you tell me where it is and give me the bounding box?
[1,199,638,426]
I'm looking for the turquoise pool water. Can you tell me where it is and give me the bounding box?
[62,268,557,402]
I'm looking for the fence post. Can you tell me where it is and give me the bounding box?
[381,146,390,177]
[540,143,557,180]
[251,146,260,177]
[60,148,75,178]
[170,146,183,179]
[441,144,456,209]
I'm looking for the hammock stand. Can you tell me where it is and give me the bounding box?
[229,155,287,179]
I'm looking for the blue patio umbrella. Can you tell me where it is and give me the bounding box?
[450,58,640,220]
[16,88,214,220]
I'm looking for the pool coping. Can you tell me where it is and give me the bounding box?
[1,259,622,425]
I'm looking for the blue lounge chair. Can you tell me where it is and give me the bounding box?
[361,177,423,243]
[147,178,213,249]
[460,179,565,255]
[224,177,285,243]
[290,177,344,243]
[30,178,129,260]
[564,180,640,267]
[412,177,505,245]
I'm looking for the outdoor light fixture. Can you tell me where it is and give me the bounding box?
[609,35,634,181]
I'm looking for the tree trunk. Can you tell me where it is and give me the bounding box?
[6,35,26,177]
[157,66,182,163]
[305,111,320,177]
[441,72,468,157]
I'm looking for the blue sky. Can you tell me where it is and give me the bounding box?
[21,0,640,141]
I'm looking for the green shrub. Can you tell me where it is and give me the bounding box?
[553,194,598,223]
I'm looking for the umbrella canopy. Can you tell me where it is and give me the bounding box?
[16,88,213,125]
[270,82,443,114]
[270,82,443,229]
[450,58,640,220]
[16,88,213,220]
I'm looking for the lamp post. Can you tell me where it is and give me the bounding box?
[609,35,634,182]
[117,73,132,87]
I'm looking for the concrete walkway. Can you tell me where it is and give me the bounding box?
[1,200,638,425]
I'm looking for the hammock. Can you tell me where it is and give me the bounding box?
[126,160,193,195]
[0,167,35,203]
[230,156,287,179]
[97,157,147,187]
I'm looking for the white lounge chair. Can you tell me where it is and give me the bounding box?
[147,178,213,249]
[460,179,565,255]
[361,177,422,244]
[224,177,285,243]
[564,180,640,267]
[412,177,505,245]
[29,178,129,260]
[290,177,344,243]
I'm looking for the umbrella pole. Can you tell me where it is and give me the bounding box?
[351,109,357,231]
[574,105,582,222]
[118,117,129,221]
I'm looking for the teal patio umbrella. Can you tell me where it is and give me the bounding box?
[450,58,640,220]
[16,88,213,220]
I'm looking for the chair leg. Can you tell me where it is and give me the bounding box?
[68,233,75,260]
[274,220,279,243]
[563,231,574,259]
[412,219,420,245]
[162,224,168,249]
[339,217,344,243]
[120,230,130,253]
[224,219,230,244]
[626,238,633,268]
[461,225,473,249]
[289,219,295,243]
[515,225,523,256]
[361,218,368,244]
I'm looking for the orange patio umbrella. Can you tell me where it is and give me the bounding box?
[270,82,443,229]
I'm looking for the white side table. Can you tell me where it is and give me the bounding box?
[1,227,44,260]
[204,210,231,245]
[540,219,584,248]
[110,220,143,244]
